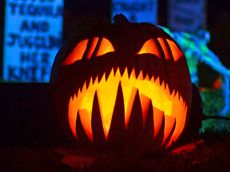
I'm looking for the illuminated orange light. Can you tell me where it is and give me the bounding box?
[153,107,164,139]
[138,39,161,58]
[163,115,176,144]
[63,39,88,65]
[96,37,115,56]
[166,39,183,61]
[157,38,171,60]
[63,37,115,65]
[68,67,188,145]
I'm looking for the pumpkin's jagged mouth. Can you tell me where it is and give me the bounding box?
[68,67,188,147]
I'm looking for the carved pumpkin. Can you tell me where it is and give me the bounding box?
[51,15,192,151]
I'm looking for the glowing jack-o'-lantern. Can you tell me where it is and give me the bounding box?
[51,15,192,150]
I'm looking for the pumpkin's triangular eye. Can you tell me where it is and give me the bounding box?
[166,39,183,62]
[137,39,161,58]
[63,39,88,65]
[63,37,115,66]
[157,38,183,61]
[96,38,115,56]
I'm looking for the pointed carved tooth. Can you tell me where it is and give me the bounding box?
[122,85,137,128]
[91,91,105,145]
[73,92,76,100]
[155,77,160,86]
[165,83,171,96]
[115,68,121,78]
[153,107,165,148]
[81,81,87,93]
[106,68,115,81]
[137,70,144,80]
[108,82,125,148]
[98,73,105,83]
[143,101,154,146]
[96,76,119,139]
[91,75,96,84]
[161,81,165,90]
[130,68,136,78]
[93,76,98,84]
[145,74,150,81]
[88,77,93,87]
[126,90,143,150]
[101,73,106,82]
[76,88,81,97]
[151,76,155,83]
[153,107,164,139]
[179,94,184,102]
[171,89,176,97]
[135,68,141,79]
[175,91,179,101]
[107,68,114,82]
[130,68,137,78]
[139,93,151,125]
[162,115,176,147]
[122,68,129,79]
[114,67,119,75]
[79,109,93,141]
[76,111,92,144]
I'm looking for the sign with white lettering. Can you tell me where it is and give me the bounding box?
[168,0,206,32]
[3,0,63,82]
[112,0,158,24]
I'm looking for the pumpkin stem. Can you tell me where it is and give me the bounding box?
[113,14,129,24]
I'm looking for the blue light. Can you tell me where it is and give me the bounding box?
[3,0,63,82]
[161,26,230,116]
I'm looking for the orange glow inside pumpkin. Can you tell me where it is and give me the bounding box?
[68,68,187,146]
[138,38,183,62]
[96,37,115,56]
[137,39,161,57]
[65,36,187,147]
[63,37,182,66]
[157,38,171,60]
[63,39,88,65]
[63,37,115,65]
[166,39,183,62]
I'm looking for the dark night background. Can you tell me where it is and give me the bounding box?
[0,0,230,171]
[1,0,230,78]
[63,0,230,67]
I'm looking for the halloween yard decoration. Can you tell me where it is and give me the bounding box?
[51,15,192,151]
[161,27,230,116]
